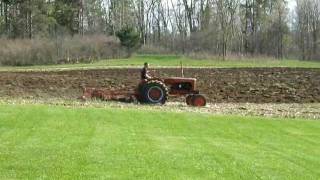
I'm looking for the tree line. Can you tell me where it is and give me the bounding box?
[0,0,319,61]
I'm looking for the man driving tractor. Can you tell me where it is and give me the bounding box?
[141,62,152,80]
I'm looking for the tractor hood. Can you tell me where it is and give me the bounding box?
[163,77,196,83]
[163,77,197,88]
[163,77,198,93]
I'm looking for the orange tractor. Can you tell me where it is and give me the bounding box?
[82,76,207,107]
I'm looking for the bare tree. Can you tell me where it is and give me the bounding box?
[214,0,239,59]
[296,0,320,60]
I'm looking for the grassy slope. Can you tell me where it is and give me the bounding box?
[1,55,320,71]
[0,104,319,179]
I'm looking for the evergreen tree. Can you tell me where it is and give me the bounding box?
[116,27,140,57]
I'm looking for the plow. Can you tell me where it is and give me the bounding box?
[81,76,207,107]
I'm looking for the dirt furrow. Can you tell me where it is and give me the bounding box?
[0,68,319,103]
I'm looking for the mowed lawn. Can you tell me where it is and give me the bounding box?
[1,55,320,71]
[0,105,319,179]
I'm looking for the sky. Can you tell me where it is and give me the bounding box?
[288,0,296,12]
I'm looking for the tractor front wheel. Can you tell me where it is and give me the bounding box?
[186,94,206,107]
[186,95,194,105]
[192,94,207,107]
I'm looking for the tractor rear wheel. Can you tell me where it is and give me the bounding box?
[140,80,168,104]
[191,94,206,107]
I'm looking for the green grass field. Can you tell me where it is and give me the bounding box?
[0,104,319,179]
[1,55,320,71]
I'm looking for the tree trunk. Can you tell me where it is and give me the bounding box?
[0,1,2,16]
[278,9,283,59]
[312,17,318,59]
[4,2,8,35]
[244,0,249,54]
[28,0,32,39]
[183,0,194,33]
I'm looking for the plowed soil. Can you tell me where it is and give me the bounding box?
[0,68,319,103]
